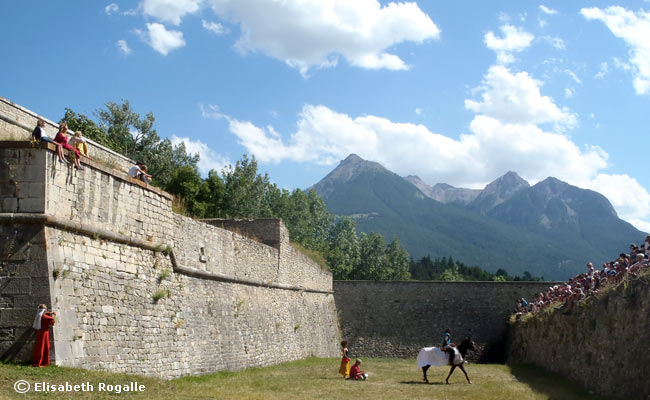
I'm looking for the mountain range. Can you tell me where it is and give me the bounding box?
[311,154,644,280]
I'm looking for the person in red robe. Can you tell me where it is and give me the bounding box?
[53,122,82,169]
[339,340,350,378]
[349,359,368,380]
[32,304,56,367]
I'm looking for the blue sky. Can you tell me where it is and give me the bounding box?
[1,1,649,232]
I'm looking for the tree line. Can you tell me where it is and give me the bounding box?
[61,100,541,282]
[410,256,544,281]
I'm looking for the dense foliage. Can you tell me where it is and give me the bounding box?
[62,103,198,188]
[409,256,544,281]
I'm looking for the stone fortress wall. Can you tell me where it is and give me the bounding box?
[508,275,650,400]
[333,280,554,362]
[0,97,339,378]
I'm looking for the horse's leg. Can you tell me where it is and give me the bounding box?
[459,363,471,384]
[422,365,430,383]
[445,365,456,384]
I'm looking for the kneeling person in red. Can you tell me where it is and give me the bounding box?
[349,359,368,381]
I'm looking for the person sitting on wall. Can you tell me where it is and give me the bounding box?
[69,130,91,159]
[349,359,368,380]
[32,119,55,144]
[32,304,56,367]
[53,122,83,169]
[129,161,151,184]
[32,120,65,162]
[140,164,152,183]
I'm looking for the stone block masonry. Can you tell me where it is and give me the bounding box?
[334,280,554,362]
[508,275,650,399]
[0,99,340,378]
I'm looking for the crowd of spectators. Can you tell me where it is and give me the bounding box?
[31,120,152,184]
[515,235,650,317]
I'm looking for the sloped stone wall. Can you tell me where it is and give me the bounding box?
[508,275,650,399]
[0,142,339,378]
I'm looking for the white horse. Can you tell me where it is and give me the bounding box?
[416,337,474,384]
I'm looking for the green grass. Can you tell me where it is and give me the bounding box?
[0,358,603,400]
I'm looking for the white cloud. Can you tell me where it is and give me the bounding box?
[211,60,650,229]
[464,65,577,129]
[565,69,581,84]
[116,40,131,55]
[199,103,225,120]
[207,0,440,76]
[216,103,604,189]
[539,5,557,15]
[543,36,566,50]
[138,23,186,55]
[213,65,598,186]
[141,0,202,25]
[202,20,228,35]
[581,6,650,94]
[415,108,422,115]
[484,25,534,64]
[538,19,547,28]
[170,135,229,175]
[105,3,119,15]
[613,56,632,71]
[595,61,610,79]
[586,173,650,232]
[564,88,574,98]
[628,219,650,234]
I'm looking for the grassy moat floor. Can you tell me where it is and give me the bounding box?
[0,357,604,400]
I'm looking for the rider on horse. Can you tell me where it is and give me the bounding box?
[441,329,454,365]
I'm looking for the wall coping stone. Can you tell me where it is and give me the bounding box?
[0,96,134,167]
[0,141,173,200]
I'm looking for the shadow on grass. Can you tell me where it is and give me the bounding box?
[509,364,608,400]
[400,381,443,385]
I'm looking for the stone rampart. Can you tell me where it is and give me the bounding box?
[203,218,283,249]
[508,275,650,399]
[0,96,135,173]
[333,280,554,362]
[0,111,339,378]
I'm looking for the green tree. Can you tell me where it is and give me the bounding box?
[220,155,271,218]
[353,233,387,280]
[166,165,207,217]
[385,237,410,280]
[202,170,227,218]
[61,108,113,148]
[61,100,199,189]
[326,217,360,280]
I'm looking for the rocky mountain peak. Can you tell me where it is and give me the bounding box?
[470,171,530,212]
[311,154,387,198]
